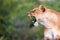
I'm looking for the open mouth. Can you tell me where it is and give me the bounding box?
[30,16,36,28]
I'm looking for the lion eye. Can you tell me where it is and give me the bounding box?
[34,10,36,12]
[31,10,36,13]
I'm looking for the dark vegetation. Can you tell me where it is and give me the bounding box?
[0,0,60,40]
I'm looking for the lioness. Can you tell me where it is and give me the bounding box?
[28,5,60,40]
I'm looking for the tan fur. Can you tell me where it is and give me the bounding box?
[28,5,60,40]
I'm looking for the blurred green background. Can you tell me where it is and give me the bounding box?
[0,0,60,40]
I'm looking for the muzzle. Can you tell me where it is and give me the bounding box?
[29,16,37,28]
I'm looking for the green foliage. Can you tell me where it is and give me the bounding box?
[0,0,60,40]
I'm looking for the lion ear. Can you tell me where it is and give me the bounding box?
[39,5,45,12]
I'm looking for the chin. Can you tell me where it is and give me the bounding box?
[34,22,39,27]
